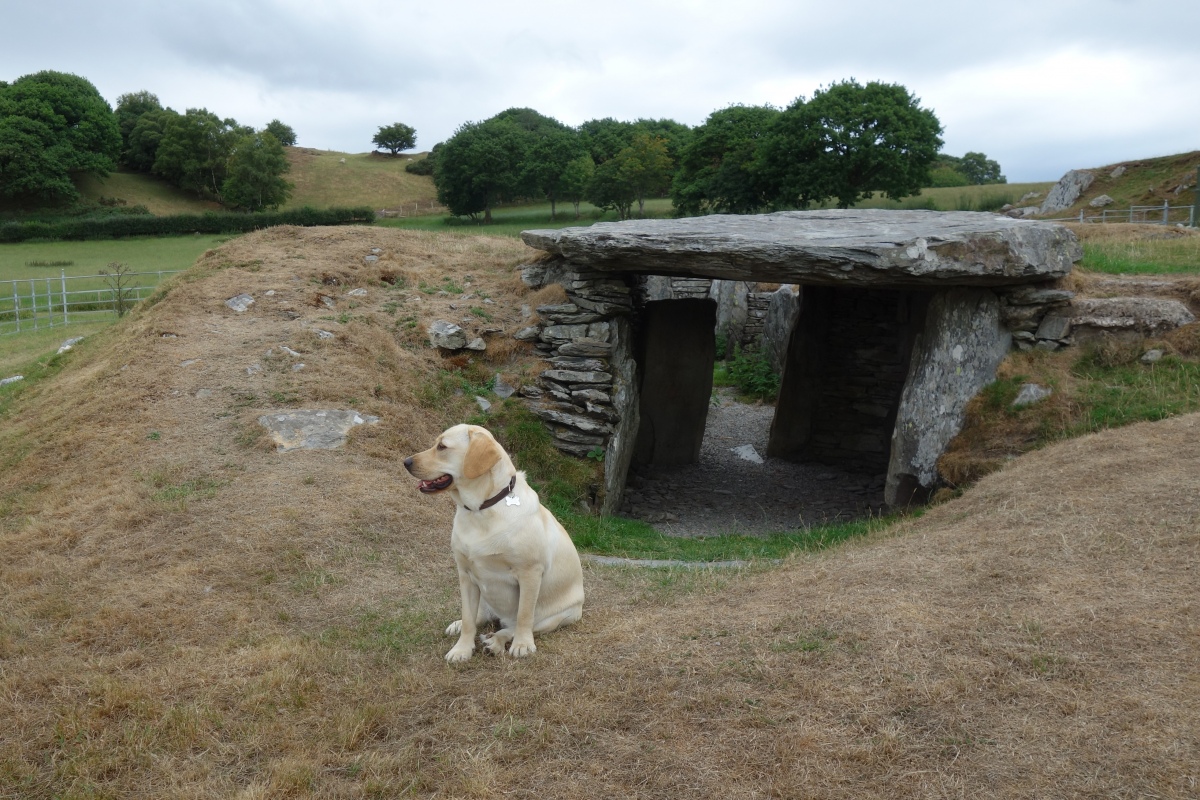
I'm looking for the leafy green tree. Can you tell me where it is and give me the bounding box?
[264,119,297,147]
[560,154,595,219]
[587,155,636,220]
[125,108,178,172]
[524,127,585,220]
[434,118,528,222]
[621,133,674,216]
[631,118,692,166]
[928,165,970,187]
[0,70,120,202]
[492,107,571,137]
[222,130,293,211]
[114,91,162,165]
[153,108,243,198]
[372,122,416,155]
[672,104,780,215]
[578,117,639,165]
[586,134,673,220]
[959,151,1006,184]
[758,79,943,209]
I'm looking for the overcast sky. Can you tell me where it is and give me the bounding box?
[4,0,1198,183]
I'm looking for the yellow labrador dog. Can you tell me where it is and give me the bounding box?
[404,424,584,662]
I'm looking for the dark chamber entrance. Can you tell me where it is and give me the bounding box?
[619,287,928,535]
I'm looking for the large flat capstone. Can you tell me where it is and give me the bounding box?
[522,210,1080,287]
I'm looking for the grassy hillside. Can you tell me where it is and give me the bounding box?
[73,171,219,216]
[281,148,439,212]
[1,227,1198,798]
[1040,150,1200,217]
[70,149,439,216]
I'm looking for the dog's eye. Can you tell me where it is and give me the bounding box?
[436,443,446,451]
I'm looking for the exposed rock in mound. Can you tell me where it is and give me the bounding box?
[1040,169,1096,214]
[258,409,380,452]
[523,210,1079,287]
[1057,297,1197,343]
[428,320,467,350]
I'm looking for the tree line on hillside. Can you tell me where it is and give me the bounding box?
[0,71,296,212]
[417,79,1002,223]
[1,70,1008,222]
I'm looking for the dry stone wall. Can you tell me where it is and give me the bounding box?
[517,259,639,513]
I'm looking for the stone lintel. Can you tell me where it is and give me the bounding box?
[522,209,1079,288]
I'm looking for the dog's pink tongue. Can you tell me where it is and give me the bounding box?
[418,479,433,492]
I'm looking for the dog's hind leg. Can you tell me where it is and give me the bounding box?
[481,604,582,657]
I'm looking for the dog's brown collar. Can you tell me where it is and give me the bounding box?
[473,474,517,512]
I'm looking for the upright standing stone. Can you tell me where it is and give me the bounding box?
[886,288,1011,505]
[633,299,716,466]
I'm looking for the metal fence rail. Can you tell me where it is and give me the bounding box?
[0,270,181,336]
[1046,201,1196,226]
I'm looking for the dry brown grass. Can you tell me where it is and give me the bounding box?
[2,227,1198,798]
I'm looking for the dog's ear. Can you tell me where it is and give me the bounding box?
[463,431,503,480]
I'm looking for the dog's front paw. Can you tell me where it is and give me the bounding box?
[508,638,537,658]
[445,620,463,636]
[445,643,474,663]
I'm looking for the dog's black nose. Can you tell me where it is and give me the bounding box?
[403,457,414,472]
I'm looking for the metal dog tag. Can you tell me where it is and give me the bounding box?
[505,496,521,506]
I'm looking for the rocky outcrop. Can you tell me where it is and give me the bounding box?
[523,210,1079,288]
[1054,297,1197,344]
[1040,170,1096,214]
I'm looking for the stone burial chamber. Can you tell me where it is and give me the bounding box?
[518,209,1082,515]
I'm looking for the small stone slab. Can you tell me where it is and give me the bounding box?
[522,210,1080,288]
[1012,383,1053,407]
[0,375,23,387]
[257,409,379,452]
[541,369,612,384]
[731,444,764,464]
[493,375,517,399]
[558,339,613,357]
[225,294,255,312]
[429,320,467,350]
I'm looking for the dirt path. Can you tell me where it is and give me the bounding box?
[619,388,886,536]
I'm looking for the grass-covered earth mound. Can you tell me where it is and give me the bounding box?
[1,226,1197,798]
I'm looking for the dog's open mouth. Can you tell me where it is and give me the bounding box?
[418,474,453,494]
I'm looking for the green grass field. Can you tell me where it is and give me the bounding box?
[819,181,1055,212]
[378,198,676,238]
[0,235,235,340]
[1079,237,1200,274]
[0,319,111,376]
[0,235,231,283]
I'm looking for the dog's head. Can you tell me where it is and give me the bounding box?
[403,424,505,496]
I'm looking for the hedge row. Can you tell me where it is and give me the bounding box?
[0,206,376,243]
